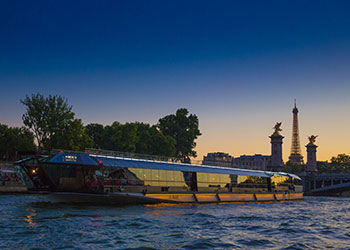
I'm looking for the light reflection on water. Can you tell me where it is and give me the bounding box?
[0,194,350,249]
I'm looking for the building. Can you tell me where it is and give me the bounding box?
[202,152,233,167]
[202,152,271,171]
[234,154,271,171]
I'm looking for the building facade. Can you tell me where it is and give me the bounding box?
[234,154,271,171]
[202,152,233,168]
[202,152,271,171]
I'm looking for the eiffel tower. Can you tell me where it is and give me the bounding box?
[289,100,304,164]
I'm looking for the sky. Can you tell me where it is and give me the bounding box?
[1,0,350,162]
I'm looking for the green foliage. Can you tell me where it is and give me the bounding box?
[19,93,195,158]
[316,161,331,173]
[158,108,201,162]
[21,93,92,151]
[284,161,304,174]
[85,123,105,148]
[49,119,93,151]
[85,122,176,157]
[330,154,350,164]
[0,124,36,161]
[317,154,350,173]
[21,93,74,150]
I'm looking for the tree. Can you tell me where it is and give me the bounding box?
[21,93,75,150]
[158,108,201,162]
[0,124,36,161]
[330,154,350,165]
[135,123,176,157]
[317,161,331,173]
[284,161,304,174]
[85,122,176,157]
[50,119,93,151]
[316,154,350,173]
[21,93,93,151]
[330,154,350,173]
[85,123,105,148]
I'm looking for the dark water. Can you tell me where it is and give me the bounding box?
[0,195,349,250]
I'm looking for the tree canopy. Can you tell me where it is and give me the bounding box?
[21,93,92,151]
[158,108,201,162]
[317,154,350,173]
[284,161,304,174]
[0,124,36,161]
[85,122,176,157]
[12,94,199,159]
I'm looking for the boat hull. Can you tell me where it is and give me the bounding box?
[47,192,303,205]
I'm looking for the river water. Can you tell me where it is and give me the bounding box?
[0,195,349,250]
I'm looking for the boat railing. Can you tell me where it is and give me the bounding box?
[85,148,183,164]
[84,149,265,168]
[51,148,274,172]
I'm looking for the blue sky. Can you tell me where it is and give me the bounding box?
[1,0,350,160]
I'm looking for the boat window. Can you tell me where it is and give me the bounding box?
[128,168,186,187]
[197,173,231,187]
[103,167,144,186]
[230,175,269,188]
[271,176,290,186]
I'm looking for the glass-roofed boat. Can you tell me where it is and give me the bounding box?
[15,149,303,204]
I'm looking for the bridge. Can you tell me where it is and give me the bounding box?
[300,173,350,196]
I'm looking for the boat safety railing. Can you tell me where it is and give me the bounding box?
[85,148,183,164]
[51,149,280,173]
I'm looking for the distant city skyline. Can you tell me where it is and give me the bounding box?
[1,1,350,162]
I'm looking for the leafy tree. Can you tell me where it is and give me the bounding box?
[21,93,93,151]
[158,108,201,162]
[134,123,152,154]
[284,161,304,174]
[21,93,74,150]
[316,161,331,173]
[112,122,138,152]
[135,123,176,157]
[316,154,350,173]
[330,154,350,173]
[50,119,93,151]
[330,154,350,165]
[0,124,36,161]
[85,122,176,157]
[85,123,105,148]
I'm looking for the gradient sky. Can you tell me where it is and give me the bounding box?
[1,1,350,162]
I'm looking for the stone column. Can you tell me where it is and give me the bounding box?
[269,134,284,172]
[306,142,318,173]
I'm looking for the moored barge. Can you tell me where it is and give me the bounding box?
[15,150,303,204]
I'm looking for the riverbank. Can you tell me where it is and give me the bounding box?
[0,161,27,193]
[0,185,27,193]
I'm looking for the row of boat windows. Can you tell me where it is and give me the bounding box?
[103,167,293,187]
[43,165,294,187]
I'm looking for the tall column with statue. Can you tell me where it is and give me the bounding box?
[269,122,284,172]
[306,135,318,173]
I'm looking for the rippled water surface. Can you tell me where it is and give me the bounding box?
[0,195,350,249]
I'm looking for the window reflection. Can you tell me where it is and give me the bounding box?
[100,166,286,190]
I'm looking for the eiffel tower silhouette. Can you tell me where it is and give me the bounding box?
[289,100,304,164]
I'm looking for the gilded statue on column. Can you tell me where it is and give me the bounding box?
[308,135,318,144]
[273,122,282,135]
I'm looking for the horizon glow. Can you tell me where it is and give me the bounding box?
[1,1,350,162]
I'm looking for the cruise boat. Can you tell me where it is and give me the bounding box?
[15,150,303,204]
